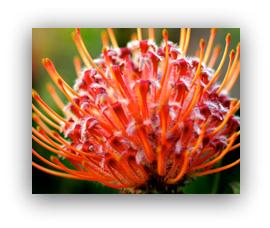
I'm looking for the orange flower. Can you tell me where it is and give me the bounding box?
[32,28,240,193]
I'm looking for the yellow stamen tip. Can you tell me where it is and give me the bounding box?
[200,38,205,49]
[42,58,50,66]
[230,49,236,59]
[237,43,240,52]
[211,28,217,35]
[162,29,168,41]
[32,89,39,98]
[226,33,231,43]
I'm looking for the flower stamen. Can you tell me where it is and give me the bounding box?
[203,28,217,64]
[204,33,231,91]
[107,28,119,48]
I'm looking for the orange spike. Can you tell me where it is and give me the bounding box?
[33,119,96,159]
[167,151,189,184]
[32,134,80,161]
[32,127,65,152]
[32,149,61,170]
[217,49,236,94]
[191,39,205,85]
[179,28,186,52]
[183,28,191,56]
[229,143,240,151]
[190,124,206,156]
[135,81,150,120]
[120,159,145,184]
[165,155,180,179]
[46,83,65,110]
[73,56,82,78]
[136,127,155,163]
[110,161,138,186]
[228,43,240,76]
[160,104,169,145]
[101,31,109,48]
[203,28,217,64]
[157,29,169,100]
[107,28,119,48]
[72,29,91,68]
[50,156,100,181]
[32,104,61,130]
[195,159,240,176]
[131,32,138,41]
[228,130,240,140]
[148,28,155,40]
[42,58,80,97]
[32,114,65,143]
[181,82,201,122]
[210,100,240,136]
[32,89,67,124]
[224,61,240,93]
[204,33,231,91]
[33,162,82,180]
[107,162,130,186]
[128,159,148,181]
[57,79,90,117]
[53,133,100,158]
[72,29,112,87]
[137,28,142,41]
[208,45,221,68]
[157,146,167,176]
[46,83,76,120]
[190,132,239,171]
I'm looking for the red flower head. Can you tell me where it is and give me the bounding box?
[32,28,240,193]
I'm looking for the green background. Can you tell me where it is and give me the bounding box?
[32,28,240,194]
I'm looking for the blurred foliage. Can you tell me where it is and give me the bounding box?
[32,28,240,194]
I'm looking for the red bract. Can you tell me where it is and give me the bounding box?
[32,28,240,192]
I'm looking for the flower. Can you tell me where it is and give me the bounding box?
[32,28,240,193]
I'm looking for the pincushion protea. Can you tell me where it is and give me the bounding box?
[32,28,240,193]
